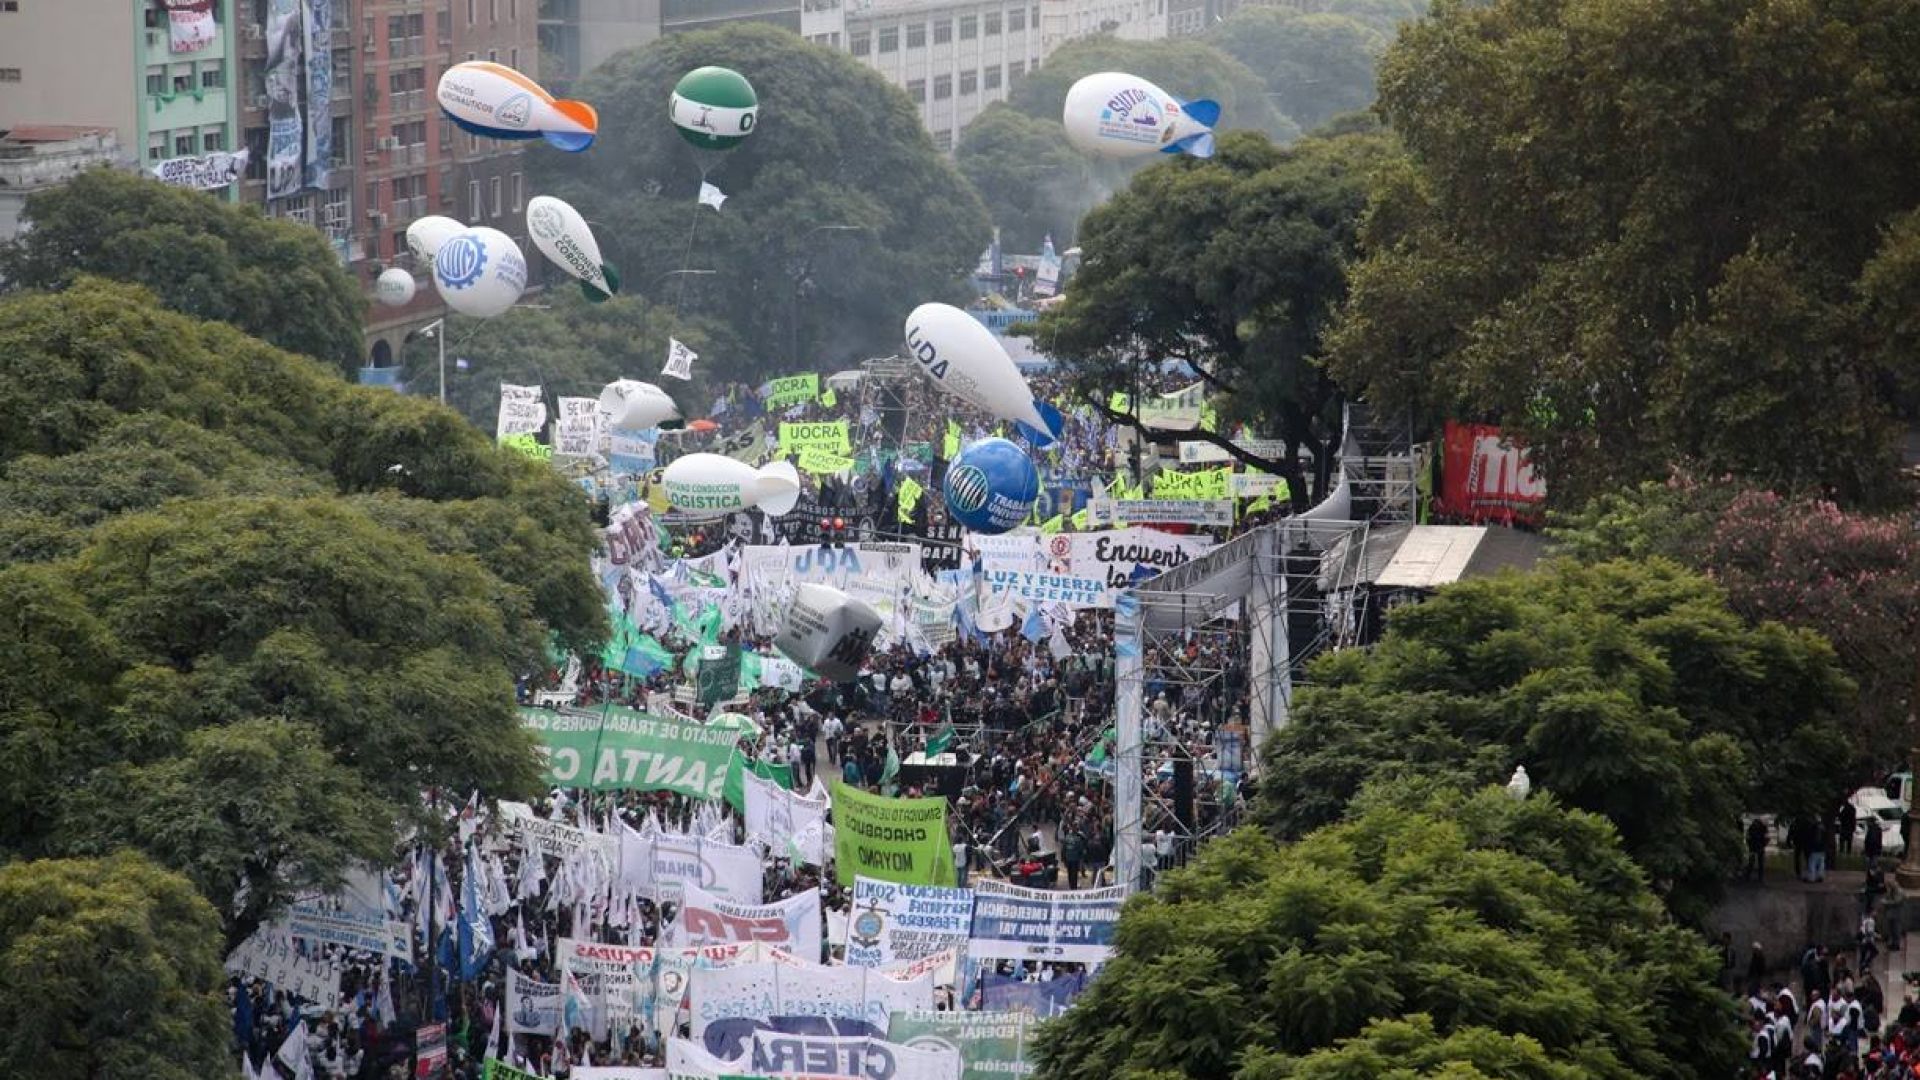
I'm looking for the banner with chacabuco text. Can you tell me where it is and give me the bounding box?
[831,783,955,889]
[518,706,740,801]
[966,880,1126,963]
[843,878,971,972]
[888,1011,1037,1080]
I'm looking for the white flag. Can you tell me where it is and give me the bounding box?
[698,181,727,210]
[496,383,547,440]
[662,337,697,381]
[277,1019,315,1080]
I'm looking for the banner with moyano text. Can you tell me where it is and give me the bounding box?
[831,783,955,888]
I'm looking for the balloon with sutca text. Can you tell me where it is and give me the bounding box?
[944,437,1039,536]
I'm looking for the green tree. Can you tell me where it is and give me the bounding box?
[1033,790,1742,1080]
[1031,129,1392,504]
[531,24,989,376]
[1207,9,1386,132]
[1255,558,1854,920]
[1326,0,1920,508]
[0,853,232,1080]
[958,34,1301,251]
[955,104,1096,252]
[0,169,364,373]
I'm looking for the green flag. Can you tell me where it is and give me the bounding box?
[897,474,925,524]
[820,386,838,408]
[831,781,955,887]
[925,722,957,758]
[943,419,962,460]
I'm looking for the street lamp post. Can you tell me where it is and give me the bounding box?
[418,317,447,404]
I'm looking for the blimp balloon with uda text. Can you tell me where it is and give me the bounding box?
[526,195,620,302]
[437,60,599,151]
[433,227,527,319]
[405,215,465,264]
[944,437,1040,535]
[774,583,883,683]
[662,453,800,519]
[1063,71,1219,160]
[904,303,1063,448]
[598,379,683,431]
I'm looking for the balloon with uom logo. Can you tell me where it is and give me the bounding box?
[432,227,527,318]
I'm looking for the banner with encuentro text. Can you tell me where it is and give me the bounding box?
[830,783,955,889]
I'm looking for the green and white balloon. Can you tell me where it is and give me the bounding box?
[669,66,758,151]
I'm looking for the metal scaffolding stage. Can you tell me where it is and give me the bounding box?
[857,356,920,454]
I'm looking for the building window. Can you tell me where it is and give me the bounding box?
[934,129,953,151]
[511,172,524,212]
[146,67,166,95]
[1009,59,1026,82]
[467,0,475,25]
[175,132,196,156]
[1031,5,1039,25]
[1008,7,1025,30]
[850,31,870,55]
[906,22,925,48]
[959,14,977,38]
[366,179,382,213]
[468,180,481,222]
[878,26,897,52]
[960,70,977,95]
[985,64,1002,90]
[148,134,167,161]
[905,78,925,102]
[490,0,498,23]
[510,48,518,71]
[440,117,454,148]
[933,74,951,99]
[490,176,502,216]
[0,2,19,11]
[200,61,225,89]
[202,128,225,152]
[487,49,498,64]
[985,11,1001,34]
[933,19,951,43]
[173,67,194,93]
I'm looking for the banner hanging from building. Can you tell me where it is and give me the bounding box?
[151,148,250,190]
[302,0,332,190]
[263,0,306,200]
[164,0,218,53]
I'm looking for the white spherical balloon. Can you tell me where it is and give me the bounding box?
[433,227,527,319]
[406,215,466,264]
[374,267,417,307]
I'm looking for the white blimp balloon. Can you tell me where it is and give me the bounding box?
[432,227,528,319]
[597,379,683,430]
[904,303,1063,447]
[661,454,801,518]
[1062,72,1219,160]
[374,267,417,307]
[525,195,619,302]
[436,60,599,152]
[406,215,466,264]
[774,583,883,682]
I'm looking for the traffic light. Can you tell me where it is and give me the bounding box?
[822,514,847,549]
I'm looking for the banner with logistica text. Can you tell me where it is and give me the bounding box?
[831,783,955,889]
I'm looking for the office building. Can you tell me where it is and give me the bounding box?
[539,0,805,89]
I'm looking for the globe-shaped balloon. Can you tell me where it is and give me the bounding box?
[944,437,1040,535]
[374,267,417,307]
[669,66,758,151]
[433,227,527,319]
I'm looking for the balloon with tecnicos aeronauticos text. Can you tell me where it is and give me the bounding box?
[670,66,758,151]
[374,267,417,307]
[944,437,1040,535]
[1062,71,1218,160]
[526,195,620,303]
[774,583,883,683]
[904,303,1063,448]
[432,227,527,319]
[662,454,800,519]
[436,61,599,152]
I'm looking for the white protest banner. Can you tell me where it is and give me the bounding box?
[498,801,618,868]
[887,1011,1037,1080]
[743,767,829,866]
[967,880,1127,963]
[843,878,971,976]
[555,396,600,457]
[619,825,764,906]
[981,570,1108,609]
[151,148,249,190]
[877,947,959,987]
[507,968,564,1035]
[663,338,697,381]
[1046,529,1213,596]
[692,959,933,1042]
[558,938,655,1035]
[576,1068,668,1080]
[226,929,341,1004]
[286,903,413,961]
[497,384,547,440]
[667,1037,738,1079]
[962,534,1044,574]
[655,943,756,1037]
[738,544,871,590]
[1230,472,1287,498]
[1138,381,1207,432]
[1090,499,1233,527]
[677,884,823,958]
[746,1031,962,1080]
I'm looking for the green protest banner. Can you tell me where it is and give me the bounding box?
[796,448,856,475]
[518,706,738,800]
[764,373,820,408]
[779,421,851,455]
[696,644,743,707]
[1152,467,1231,500]
[887,1011,1036,1080]
[483,1060,542,1080]
[831,781,955,887]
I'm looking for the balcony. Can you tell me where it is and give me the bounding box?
[407,143,427,166]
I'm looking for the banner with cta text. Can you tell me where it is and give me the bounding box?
[831,783,955,889]
[518,705,740,801]
[678,883,824,958]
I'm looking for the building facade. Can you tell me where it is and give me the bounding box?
[0,1,240,198]
[0,126,126,242]
[539,0,803,89]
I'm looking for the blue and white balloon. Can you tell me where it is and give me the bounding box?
[432,227,527,318]
[944,437,1040,535]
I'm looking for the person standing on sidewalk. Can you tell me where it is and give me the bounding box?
[1885,881,1905,952]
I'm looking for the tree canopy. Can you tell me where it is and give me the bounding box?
[1325,0,1920,508]
[0,852,232,1080]
[1255,558,1853,921]
[0,279,603,948]
[0,169,365,374]
[530,24,989,377]
[955,104,1097,254]
[1030,129,1392,504]
[1205,8,1386,132]
[1033,789,1742,1080]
